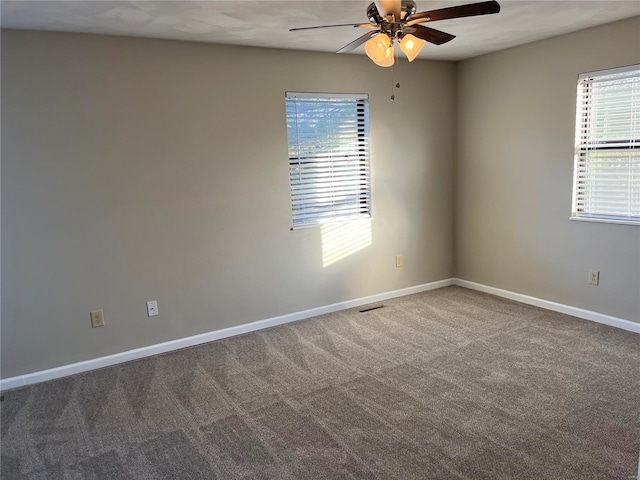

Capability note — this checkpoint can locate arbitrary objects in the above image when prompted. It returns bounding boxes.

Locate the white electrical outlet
[395,255,403,268]
[588,270,600,286]
[147,301,158,317]
[90,310,105,328]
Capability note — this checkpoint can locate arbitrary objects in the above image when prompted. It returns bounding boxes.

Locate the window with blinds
[571,65,640,225]
[286,92,371,229]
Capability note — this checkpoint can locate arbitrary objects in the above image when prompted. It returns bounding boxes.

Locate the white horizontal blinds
[286,92,371,229]
[572,65,640,224]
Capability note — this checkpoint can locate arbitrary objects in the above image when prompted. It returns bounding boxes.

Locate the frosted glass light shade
[365,34,394,67]
[399,34,426,62]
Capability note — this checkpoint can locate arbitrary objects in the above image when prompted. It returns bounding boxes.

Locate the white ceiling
[1,0,639,61]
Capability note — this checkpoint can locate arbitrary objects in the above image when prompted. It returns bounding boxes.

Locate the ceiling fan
[290,0,501,66]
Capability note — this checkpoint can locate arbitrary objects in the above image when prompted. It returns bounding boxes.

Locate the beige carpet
[1,286,639,479]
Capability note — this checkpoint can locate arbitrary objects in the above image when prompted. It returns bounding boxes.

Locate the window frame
[285,91,372,230]
[570,64,640,226]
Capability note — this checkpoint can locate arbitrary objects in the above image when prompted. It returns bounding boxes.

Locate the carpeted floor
[1,286,639,479]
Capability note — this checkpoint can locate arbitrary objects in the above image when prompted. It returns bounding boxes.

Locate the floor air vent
[359,305,386,313]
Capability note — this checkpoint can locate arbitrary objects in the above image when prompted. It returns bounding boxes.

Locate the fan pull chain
[396,42,401,90]
[391,39,400,101]
[390,63,395,100]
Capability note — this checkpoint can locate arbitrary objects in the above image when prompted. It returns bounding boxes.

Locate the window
[286,92,371,229]
[571,65,640,225]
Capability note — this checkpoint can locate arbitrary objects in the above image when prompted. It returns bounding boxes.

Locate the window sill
[569,216,639,226]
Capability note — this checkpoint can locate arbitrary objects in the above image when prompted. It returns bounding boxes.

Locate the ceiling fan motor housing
[367,3,384,24]
[291,1,501,55]
[368,1,417,25]
[368,1,419,40]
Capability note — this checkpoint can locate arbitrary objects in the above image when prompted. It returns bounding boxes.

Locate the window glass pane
[572,65,640,225]
[286,93,371,229]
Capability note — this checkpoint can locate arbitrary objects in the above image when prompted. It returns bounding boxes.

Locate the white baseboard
[3,277,636,392]
[454,279,640,334]
[0,278,455,392]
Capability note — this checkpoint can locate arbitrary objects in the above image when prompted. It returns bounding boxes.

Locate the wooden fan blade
[337,31,378,53]
[374,0,401,19]
[410,25,456,45]
[407,0,500,26]
[290,23,376,32]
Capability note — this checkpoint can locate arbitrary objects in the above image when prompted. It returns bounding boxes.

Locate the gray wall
[4,18,639,380]
[1,30,456,378]
[455,17,640,322]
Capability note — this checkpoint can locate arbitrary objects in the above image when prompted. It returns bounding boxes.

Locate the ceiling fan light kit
[399,34,427,62]
[365,32,426,67]
[291,0,501,66]
[365,32,395,66]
